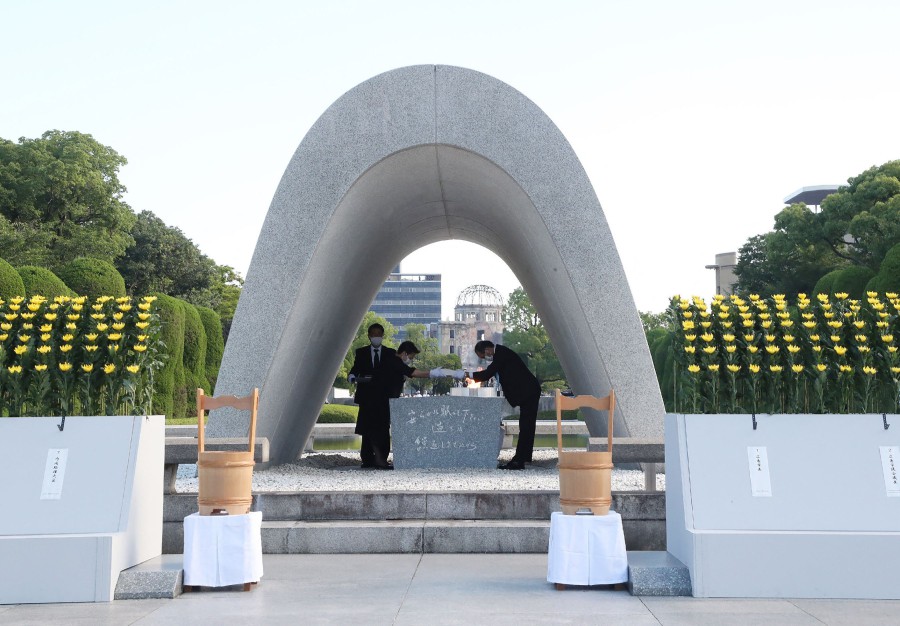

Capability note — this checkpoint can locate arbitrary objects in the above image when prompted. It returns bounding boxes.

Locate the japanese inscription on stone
[390,397,504,469]
[41,448,68,500]
[879,446,900,497]
[747,446,772,497]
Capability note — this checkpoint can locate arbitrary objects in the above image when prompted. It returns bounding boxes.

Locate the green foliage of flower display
[670,291,900,414]
[0,258,25,300]
[0,294,164,416]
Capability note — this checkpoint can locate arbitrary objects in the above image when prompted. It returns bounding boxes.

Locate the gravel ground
[175,449,665,492]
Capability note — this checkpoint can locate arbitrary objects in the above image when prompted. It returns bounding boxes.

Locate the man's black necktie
[374,348,380,368]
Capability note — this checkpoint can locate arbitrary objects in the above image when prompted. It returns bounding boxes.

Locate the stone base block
[114,555,184,600]
[626,551,691,596]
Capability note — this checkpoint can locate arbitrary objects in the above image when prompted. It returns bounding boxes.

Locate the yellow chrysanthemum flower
[787,345,801,354]
[802,321,816,329]
[85,345,98,352]
[726,345,737,353]
[702,346,716,354]
[791,364,804,373]
[749,364,761,374]
[743,334,754,342]
[810,334,820,342]
[62,334,73,342]
[58,362,72,372]
[834,292,849,300]
[60,344,72,352]
[707,364,720,372]
[839,364,852,373]
[0,323,10,331]
[133,344,148,352]
[17,334,29,342]
[126,364,140,374]
[723,334,735,342]
[765,345,779,354]
[81,364,93,373]
[27,303,40,312]
[22,323,33,330]
[816,364,827,372]
[882,335,894,343]
[136,322,150,330]
[138,302,152,311]
[684,334,697,342]
[781,320,794,327]
[834,346,847,355]
[138,313,151,321]
[43,313,57,321]
[684,346,696,354]
[91,303,104,311]
[103,363,116,374]
[748,346,759,354]
[770,365,783,373]
[40,334,50,342]
[742,319,754,327]
[727,364,740,373]
[761,321,772,329]
[701,333,714,342]
[108,333,122,341]
[85,333,98,341]
[812,345,822,352]
[855,335,867,343]
[40,324,52,332]
[0,334,7,341]
[7,365,22,374]
[3,314,17,321]
[858,346,871,353]
[687,364,701,373]
[118,304,132,312]
[891,367,900,374]
[37,345,51,354]
[137,335,149,342]
[108,344,119,352]
[34,364,48,372]
[96,323,108,332]
[863,366,877,375]
[683,311,693,319]
[783,335,795,342]
[682,321,695,330]
[112,316,124,324]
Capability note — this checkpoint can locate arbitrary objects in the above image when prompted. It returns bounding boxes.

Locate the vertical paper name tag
[41,448,69,500]
[747,446,772,497]
[880,446,900,497]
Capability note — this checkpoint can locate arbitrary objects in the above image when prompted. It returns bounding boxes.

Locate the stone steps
[162,491,665,554]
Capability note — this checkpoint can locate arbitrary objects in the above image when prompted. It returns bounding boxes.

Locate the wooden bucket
[558,450,613,515]
[556,388,616,516]
[197,450,254,515]
[196,388,259,516]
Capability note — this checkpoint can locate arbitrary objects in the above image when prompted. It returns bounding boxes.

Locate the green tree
[16,266,74,297]
[0,131,135,269]
[640,310,671,333]
[335,312,396,388]
[57,257,126,297]
[502,287,565,390]
[117,210,218,297]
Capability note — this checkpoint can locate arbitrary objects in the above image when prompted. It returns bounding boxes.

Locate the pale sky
[3,1,899,319]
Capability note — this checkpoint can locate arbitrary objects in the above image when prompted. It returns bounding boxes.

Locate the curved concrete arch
[209,65,665,464]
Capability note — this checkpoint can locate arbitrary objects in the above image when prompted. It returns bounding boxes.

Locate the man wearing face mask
[387,340,461,398]
[349,324,397,469]
[471,340,541,470]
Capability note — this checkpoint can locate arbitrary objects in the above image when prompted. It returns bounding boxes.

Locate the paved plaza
[1,554,897,625]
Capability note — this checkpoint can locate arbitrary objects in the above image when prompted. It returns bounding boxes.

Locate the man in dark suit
[470,340,541,470]
[349,323,396,470]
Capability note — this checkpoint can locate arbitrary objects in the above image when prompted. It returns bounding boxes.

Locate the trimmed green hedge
[180,301,209,402]
[536,409,582,421]
[832,265,876,300]
[197,306,224,391]
[868,243,900,294]
[151,293,186,419]
[57,257,126,297]
[812,269,841,296]
[17,265,74,297]
[0,257,25,299]
[318,404,358,423]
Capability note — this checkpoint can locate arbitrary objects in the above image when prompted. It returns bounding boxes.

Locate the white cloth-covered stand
[546,511,628,586]
[183,512,264,587]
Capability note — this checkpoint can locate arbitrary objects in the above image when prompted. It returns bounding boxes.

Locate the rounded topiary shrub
[812,269,841,297]
[869,243,900,295]
[318,404,359,423]
[151,293,186,420]
[180,301,210,398]
[831,266,876,300]
[0,257,25,299]
[17,266,74,298]
[57,257,126,297]
[197,306,224,391]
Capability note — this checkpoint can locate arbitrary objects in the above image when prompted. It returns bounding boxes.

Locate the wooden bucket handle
[556,389,616,456]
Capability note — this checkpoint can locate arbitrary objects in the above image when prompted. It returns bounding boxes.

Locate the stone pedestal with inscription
[0,415,164,604]
[390,397,505,469]
[666,412,900,599]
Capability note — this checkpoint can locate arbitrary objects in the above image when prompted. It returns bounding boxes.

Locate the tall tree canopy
[735,160,900,296]
[502,287,566,390]
[0,130,135,269]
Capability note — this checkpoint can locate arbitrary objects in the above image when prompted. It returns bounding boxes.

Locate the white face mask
[402,356,413,365]
[484,354,494,362]
[370,337,383,347]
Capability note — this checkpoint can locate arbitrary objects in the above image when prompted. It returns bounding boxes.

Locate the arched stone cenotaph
[208,65,665,464]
